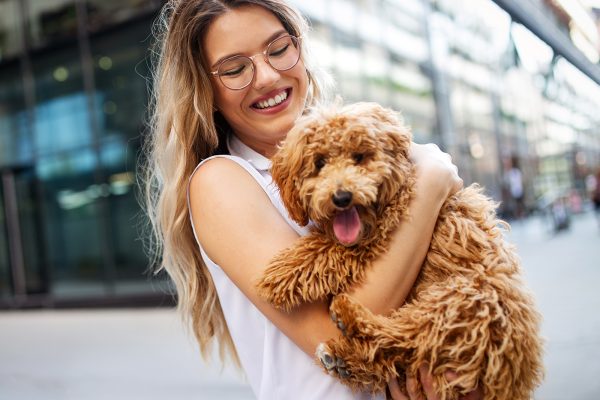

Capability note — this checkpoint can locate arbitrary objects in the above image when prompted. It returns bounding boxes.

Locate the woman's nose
[252,58,280,90]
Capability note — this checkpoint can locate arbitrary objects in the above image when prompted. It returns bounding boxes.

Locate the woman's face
[204,5,309,157]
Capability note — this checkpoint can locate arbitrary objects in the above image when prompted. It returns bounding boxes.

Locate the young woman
[143,1,477,399]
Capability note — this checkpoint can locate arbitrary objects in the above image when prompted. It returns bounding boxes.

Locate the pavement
[0,211,598,400]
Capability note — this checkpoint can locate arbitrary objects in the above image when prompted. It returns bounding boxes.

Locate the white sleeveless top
[187,135,383,400]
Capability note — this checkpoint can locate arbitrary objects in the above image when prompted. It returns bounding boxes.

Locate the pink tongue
[333,206,361,245]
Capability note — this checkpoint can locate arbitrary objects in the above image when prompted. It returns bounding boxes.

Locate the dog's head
[271,102,413,246]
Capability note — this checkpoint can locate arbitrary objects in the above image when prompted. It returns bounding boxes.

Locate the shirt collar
[227,134,272,172]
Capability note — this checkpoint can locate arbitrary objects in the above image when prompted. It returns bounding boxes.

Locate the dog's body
[256,103,543,400]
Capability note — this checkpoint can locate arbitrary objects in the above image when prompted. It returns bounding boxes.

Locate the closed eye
[269,43,289,57]
[221,64,247,77]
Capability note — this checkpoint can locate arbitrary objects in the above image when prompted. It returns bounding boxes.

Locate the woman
[143,1,476,399]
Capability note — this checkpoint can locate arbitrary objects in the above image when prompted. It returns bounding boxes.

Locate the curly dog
[256,102,543,400]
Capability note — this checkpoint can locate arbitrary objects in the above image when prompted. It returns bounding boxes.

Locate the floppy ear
[270,127,311,226]
[370,105,414,207]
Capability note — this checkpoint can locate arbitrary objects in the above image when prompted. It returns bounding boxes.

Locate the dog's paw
[330,308,351,337]
[256,269,307,311]
[256,278,293,311]
[329,293,375,338]
[316,343,351,379]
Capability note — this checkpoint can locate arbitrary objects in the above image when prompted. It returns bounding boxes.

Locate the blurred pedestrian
[592,169,600,228]
[507,157,525,220]
[141,1,478,399]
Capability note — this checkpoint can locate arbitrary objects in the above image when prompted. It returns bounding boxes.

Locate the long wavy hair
[141,0,329,366]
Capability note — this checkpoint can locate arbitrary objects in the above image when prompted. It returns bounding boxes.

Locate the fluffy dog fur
[256,102,543,399]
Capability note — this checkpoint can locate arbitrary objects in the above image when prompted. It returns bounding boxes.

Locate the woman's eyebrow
[210,29,289,70]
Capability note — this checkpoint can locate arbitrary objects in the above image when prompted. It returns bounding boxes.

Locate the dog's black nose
[332,190,353,208]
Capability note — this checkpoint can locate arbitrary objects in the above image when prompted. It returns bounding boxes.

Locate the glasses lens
[218,56,254,90]
[267,36,301,71]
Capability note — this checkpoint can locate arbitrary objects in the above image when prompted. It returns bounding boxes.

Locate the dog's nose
[332,190,353,208]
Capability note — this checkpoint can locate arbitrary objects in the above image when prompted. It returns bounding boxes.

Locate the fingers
[406,373,422,400]
[459,385,484,400]
[388,377,410,400]
[403,366,436,400]
[444,370,484,400]
[404,366,483,400]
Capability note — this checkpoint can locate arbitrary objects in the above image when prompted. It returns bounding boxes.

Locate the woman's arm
[189,143,461,356]
[349,143,462,314]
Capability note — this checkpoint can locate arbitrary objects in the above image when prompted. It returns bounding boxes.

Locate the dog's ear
[368,104,412,157]
[270,127,311,226]
[369,104,414,206]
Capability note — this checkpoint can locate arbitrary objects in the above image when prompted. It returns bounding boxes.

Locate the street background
[1,0,600,399]
[1,210,598,400]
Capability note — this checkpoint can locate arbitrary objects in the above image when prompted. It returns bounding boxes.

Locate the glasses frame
[210,34,302,90]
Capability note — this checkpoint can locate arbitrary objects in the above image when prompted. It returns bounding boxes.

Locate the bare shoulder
[188,157,297,273]
[190,157,247,192]
[189,157,270,219]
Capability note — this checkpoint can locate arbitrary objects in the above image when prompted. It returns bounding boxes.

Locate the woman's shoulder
[191,155,252,182]
[189,156,265,206]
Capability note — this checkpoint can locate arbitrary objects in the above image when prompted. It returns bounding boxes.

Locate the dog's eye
[315,156,326,170]
[352,153,365,164]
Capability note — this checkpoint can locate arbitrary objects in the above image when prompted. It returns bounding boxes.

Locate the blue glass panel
[36,147,96,180]
[37,149,107,298]
[33,92,102,154]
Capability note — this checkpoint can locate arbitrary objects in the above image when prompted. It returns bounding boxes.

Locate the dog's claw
[337,319,346,333]
[335,357,350,378]
[337,366,351,379]
[330,311,337,323]
[317,344,352,380]
[316,343,335,371]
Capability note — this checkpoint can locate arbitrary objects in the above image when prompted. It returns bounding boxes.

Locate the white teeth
[255,90,288,109]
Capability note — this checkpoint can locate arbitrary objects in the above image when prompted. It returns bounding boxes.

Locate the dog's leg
[329,293,393,339]
[314,294,415,394]
[326,292,483,400]
[316,337,396,394]
[256,237,366,310]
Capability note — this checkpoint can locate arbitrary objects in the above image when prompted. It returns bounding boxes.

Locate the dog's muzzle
[332,190,353,208]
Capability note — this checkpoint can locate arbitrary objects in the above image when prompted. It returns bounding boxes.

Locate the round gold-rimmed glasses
[210,35,302,90]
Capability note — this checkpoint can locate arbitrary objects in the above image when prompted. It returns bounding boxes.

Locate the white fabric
[187,135,383,400]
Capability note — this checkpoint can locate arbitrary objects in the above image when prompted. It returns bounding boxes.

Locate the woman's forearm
[294,180,448,354]
[348,176,448,315]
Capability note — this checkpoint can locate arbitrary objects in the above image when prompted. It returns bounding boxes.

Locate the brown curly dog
[256,102,543,400]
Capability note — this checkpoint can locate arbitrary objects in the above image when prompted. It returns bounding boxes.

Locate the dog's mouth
[332,206,362,246]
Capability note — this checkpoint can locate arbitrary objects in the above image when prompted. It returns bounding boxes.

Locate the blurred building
[291,0,600,215]
[1,0,599,308]
[0,0,167,308]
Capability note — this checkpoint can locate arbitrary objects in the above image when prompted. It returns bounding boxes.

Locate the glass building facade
[1,0,599,307]
[0,0,167,307]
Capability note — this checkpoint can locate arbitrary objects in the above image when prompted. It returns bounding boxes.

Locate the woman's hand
[387,366,484,400]
[409,142,463,200]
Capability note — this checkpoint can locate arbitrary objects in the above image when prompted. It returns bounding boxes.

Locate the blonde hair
[141,0,329,366]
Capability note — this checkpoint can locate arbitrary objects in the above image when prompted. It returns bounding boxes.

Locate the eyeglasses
[210,35,302,90]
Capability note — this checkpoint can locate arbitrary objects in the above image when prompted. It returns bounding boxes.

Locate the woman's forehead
[203,5,286,65]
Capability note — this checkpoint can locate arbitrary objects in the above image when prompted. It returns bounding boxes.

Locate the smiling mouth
[252,89,290,110]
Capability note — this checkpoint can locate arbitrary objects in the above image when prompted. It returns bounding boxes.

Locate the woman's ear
[270,128,311,226]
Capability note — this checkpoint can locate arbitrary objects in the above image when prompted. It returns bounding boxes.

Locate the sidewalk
[1,212,598,400]
[507,212,600,400]
[0,308,254,400]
